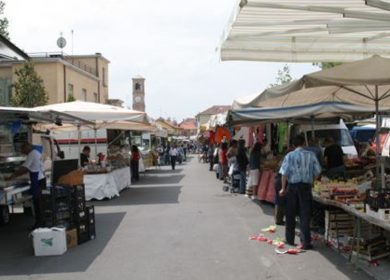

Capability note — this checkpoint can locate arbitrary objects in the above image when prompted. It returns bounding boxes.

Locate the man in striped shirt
[279,135,321,249]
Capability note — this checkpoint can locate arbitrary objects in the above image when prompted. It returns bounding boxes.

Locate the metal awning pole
[94,127,98,157]
[311,116,315,140]
[375,85,381,189]
[77,124,81,167]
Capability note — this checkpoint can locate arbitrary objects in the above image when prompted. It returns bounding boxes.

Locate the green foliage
[67,94,76,102]
[11,61,48,107]
[313,62,342,69]
[0,1,9,39]
[270,64,292,87]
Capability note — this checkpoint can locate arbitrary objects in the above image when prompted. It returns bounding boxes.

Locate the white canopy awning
[228,102,375,125]
[34,101,147,124]
[221,0,390,62]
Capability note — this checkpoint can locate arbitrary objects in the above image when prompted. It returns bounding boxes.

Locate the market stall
[0,107,92,225]
[34,101,149,200]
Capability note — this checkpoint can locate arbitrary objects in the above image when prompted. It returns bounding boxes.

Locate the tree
[270,64,292,87]
[0,1,9,39]
[11,61,48,107]
[313,62,342,70]
[67,94,76,102]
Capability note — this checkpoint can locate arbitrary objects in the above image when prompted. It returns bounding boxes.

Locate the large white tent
[221,0,390,62]
[34,101,147,124]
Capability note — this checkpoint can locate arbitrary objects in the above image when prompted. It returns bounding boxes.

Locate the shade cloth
[229,102,374,125]
[35,101,147,123]
[221,0,390,63]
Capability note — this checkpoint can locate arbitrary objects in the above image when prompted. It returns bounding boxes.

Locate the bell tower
[132,75,145,112]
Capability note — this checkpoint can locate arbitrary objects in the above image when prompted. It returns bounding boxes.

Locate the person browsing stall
[7,142,46,228]
[80,146,91,167]
[323,137,345,179]
[279,135,321,250]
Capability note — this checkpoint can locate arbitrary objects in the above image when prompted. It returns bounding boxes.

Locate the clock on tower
[132,75,145,112]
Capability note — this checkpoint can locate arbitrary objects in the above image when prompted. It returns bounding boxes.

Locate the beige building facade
[0,53,109,106]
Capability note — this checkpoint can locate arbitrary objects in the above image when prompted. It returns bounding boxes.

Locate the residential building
[107,99,124,107]
[156,118,182,136]
[0,52,110,106]
[196,105,231,130]
[0,34,29,105]
[178,118,197,137]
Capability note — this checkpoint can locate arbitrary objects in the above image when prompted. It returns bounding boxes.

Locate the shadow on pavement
[145,168,183,174]
[253,200,275,217]
[0,211,125,276]
[314,242,374,280]
[92,186,182,206]
[135,174,185,185]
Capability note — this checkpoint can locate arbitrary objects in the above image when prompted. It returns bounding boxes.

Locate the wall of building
[69,56,109,103]
[0,55,109,106]
[64,65,99,103]
[197,114,211,127]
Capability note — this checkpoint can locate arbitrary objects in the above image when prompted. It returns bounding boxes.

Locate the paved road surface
[0,156,374,280]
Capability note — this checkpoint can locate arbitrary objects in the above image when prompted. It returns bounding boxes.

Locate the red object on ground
[267,239,273,245]
[287,249,300,254]
[257,235,268,242]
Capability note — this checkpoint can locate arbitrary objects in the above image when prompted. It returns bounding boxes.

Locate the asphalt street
[0,156,374,280]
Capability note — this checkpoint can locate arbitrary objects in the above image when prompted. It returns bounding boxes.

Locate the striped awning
[220,0,390,62]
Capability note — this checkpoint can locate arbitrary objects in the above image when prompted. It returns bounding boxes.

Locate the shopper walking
[130,145,141,182]
[218,142,228,182]
[279,135,321,249]
[208,144,215,171]
[169,146,178,170]
[236,140,248,194]
[247,142,261,197]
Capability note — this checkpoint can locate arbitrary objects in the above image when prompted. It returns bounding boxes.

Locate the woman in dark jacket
[131,145,141,182]
[236,140,249,194]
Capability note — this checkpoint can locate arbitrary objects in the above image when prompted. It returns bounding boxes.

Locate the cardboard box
[66,229,78,249]
[32,227,67,256]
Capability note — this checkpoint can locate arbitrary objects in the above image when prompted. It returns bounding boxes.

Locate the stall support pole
[310,116,315,140]
[375,86,381,189]
[94,127,98,157]
[77,124,81,167]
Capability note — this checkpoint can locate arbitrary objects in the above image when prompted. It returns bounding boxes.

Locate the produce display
[314,179,365,207]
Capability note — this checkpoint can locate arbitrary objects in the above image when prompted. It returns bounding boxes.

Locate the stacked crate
[40,184,96,245]
[40,186,73,229]
[325,209,354,239]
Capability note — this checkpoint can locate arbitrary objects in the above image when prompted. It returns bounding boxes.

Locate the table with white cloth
[84,167,131,200]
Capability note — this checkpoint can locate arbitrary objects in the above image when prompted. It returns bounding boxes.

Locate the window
[102,67,107,87]
[93,92,98,103]
[67,83,74,101]
[82,88,87,101]
[135,83,141,90]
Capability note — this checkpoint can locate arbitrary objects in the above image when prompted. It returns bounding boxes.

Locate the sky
[5,0,317,121]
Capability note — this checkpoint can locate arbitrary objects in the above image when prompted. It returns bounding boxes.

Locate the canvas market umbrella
[301,55,390,182]
[34,101,147,124]
[228,101,375,126]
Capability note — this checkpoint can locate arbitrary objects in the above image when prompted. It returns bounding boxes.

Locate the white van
[296,120,358,156]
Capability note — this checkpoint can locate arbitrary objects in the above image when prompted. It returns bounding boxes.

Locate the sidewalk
[0,156,373,280]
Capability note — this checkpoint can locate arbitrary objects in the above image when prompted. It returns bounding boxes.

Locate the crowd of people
[202,134,353,250]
